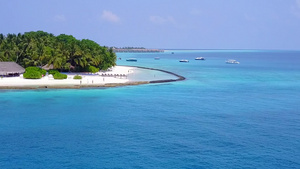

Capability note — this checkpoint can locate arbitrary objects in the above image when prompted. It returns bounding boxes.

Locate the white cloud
[150,16,165,24]
[149,15,176,24]
[292,0,300,18]
[101,10,120,23]
[54,15,66,22]
[297,0,300,7]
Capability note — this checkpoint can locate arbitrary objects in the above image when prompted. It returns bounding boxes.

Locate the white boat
[195,57,205,60]
[154,57,160,60]
[226,59,240,64]
[179,59,189,62]
[126,58,137,62]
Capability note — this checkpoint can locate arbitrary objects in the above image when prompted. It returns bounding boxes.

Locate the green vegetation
[48,69,59,75]
[23,67,45,79]
[53,73,67,80]
[73,75,82,79]
[87,65,99,73]
[25,66,46,76]
[0,31,116,71]
[48,69,67,79]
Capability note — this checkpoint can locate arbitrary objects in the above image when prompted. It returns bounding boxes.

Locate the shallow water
[0,50,299,168]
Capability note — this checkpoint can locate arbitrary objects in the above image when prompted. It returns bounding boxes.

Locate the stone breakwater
[121,65,186,83]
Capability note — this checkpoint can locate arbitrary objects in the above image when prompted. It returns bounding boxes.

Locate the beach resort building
[0,62,25,77]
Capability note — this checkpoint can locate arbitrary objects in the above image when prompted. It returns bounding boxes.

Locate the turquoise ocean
[0,50,299,168]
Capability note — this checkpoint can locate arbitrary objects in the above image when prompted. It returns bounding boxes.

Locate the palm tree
[48,48,63,70]
[0,31,118,71]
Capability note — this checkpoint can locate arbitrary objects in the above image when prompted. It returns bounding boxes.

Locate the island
[113,47,164,53]
[0,31,183,89]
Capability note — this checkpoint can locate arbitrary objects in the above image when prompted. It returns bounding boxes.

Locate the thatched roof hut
[42,64,75,71]
[0,62,25,76]
[42,64,54,70]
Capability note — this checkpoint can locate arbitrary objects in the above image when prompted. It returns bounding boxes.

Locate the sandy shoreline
[0,66,185,89]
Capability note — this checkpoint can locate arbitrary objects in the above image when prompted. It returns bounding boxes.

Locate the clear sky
[1,0,300,50]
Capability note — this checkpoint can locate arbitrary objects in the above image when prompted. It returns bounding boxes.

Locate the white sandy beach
[0,66,134,88]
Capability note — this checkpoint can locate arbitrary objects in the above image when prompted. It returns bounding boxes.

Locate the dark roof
[0,62,25,75]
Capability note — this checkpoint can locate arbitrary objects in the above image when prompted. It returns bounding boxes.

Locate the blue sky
[1,0,300,49]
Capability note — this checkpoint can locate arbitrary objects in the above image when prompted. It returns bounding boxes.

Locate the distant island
[113,47,164,53]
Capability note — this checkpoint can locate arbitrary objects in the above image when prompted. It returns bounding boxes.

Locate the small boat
[171,52,174,54]
[226,59,240,64]
[195,57,205,60]
[179,59,189,62]
[126,58,137,62]
[154,57,160,60]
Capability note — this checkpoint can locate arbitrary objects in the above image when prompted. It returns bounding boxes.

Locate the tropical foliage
[87,65,99,73]
[0,31,116,71]
[48,69,67,79]
[48,69,59,75]
[73,75,82,79]
[23,67,46,79]
[53,73,67,80]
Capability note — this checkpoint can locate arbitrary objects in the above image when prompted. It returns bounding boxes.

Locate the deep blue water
[0,50,300,168]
